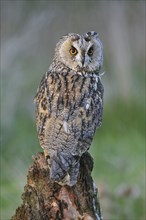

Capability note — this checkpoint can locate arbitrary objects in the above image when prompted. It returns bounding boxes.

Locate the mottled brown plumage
[34,32,104,186]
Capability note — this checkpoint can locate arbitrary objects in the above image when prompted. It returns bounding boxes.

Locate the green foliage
[91,101,145,219]
[1,101,145,219]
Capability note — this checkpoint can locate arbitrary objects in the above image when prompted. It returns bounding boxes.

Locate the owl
[34,31,104,186]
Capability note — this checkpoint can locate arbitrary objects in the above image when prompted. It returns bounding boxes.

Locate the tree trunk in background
[11,152,103,220]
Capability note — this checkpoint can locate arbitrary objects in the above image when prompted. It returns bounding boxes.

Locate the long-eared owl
[34,31,104,186]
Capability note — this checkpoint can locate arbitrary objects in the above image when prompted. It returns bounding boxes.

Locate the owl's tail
[50,150,80,186]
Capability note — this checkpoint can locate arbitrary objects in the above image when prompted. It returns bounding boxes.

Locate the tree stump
[11,152,103,220]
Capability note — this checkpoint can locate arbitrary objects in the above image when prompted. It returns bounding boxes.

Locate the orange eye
[88,47,94,56]
[70,46,78,55]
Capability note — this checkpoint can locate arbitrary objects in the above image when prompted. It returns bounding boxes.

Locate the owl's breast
[64,73,103,150]
[67,73,103,131]
[35,70,103,156]
[46,71,103,131]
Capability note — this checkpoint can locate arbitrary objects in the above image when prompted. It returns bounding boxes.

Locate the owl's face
[55,31,103,72]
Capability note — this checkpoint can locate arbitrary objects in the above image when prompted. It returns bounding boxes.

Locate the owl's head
[54,31,103,73]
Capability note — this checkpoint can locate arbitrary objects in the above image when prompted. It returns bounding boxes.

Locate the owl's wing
[42,112,81,185]
[34,72,50,148]
[34,71,82,185]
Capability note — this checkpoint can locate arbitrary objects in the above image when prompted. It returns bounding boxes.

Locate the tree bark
[11,152,103,220]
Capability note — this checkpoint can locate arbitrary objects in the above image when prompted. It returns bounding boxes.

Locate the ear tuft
[84,31,99,41]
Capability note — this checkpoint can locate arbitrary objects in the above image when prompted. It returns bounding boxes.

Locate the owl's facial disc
[71,39,94,71]
[58,33,103,72]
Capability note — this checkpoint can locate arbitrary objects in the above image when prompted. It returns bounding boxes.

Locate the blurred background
[1,1,145,219]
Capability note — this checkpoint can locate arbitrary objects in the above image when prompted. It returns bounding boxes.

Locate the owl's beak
[80,56,85,67]
[76,53,86,68]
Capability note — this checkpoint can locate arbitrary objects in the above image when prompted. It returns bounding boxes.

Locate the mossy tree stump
[11,152,103,220]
